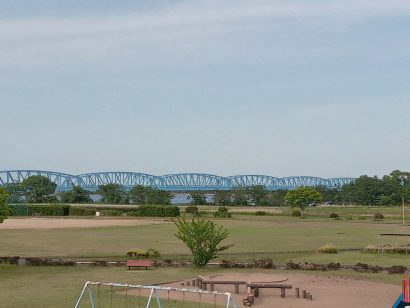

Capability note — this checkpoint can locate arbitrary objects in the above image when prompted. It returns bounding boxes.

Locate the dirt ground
[0,217,169,229]
[128,272,399,308]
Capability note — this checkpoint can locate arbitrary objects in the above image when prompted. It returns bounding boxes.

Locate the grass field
[2,215,410,264]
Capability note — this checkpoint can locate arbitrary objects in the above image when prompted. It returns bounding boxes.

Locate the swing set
[74,281,237,308]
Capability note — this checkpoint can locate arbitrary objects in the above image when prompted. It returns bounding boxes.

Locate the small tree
[61,185,92,203]
[246,185,268,206]
[97,183,127,204]
[285,187,323,218]
[173,217,232,268]
[0,187,9,223]
[188,192,208,205]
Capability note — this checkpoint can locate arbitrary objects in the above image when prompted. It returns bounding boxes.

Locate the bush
[291,210,301,217]
[374,213,384,220]
[255,211,266,216]
[9,204,69,216]
[364,245,378,253]
[128,205,180,217]
[99,209,123,216]
[358,215,367,220]
[318,244,338,254]
[213,207,232,218]
[69,206,96,216]
[126,248,160,259]
[185,206,199,215]
[173,217,232,268]
[329,213,339,219]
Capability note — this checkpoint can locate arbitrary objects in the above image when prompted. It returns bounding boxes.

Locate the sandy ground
[0,218,170,229]
[126,272,399,308]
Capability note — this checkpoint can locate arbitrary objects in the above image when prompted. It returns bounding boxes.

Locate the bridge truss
[0,170,355,192]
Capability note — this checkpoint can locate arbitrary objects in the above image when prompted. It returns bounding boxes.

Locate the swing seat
[126,259,152,270]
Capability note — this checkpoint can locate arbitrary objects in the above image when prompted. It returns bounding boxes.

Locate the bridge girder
[0,170,355,192]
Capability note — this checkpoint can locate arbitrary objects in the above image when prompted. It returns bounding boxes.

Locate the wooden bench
[198,276,246,294]
[247,282,292,298]
[126,260,152,270]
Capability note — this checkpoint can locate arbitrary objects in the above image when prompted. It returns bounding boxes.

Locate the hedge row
[9,204,69,216]
[127,205,180,217]
[8,204,180,217]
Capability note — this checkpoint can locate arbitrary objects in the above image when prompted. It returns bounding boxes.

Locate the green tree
[267,189,288,206]
[285,187,323,218]
[97,184,126,204]
[0,187,9,223]
[129,185,172,205]
[173,217,232,268]
[3,183,25,203]
[213,190,232,206]
[231,188,248,205]
[21,175,57,203]
[61,186,92,203]
[246,185,268,206]
[188,192,208,205]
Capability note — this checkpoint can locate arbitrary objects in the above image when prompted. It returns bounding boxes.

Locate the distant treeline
[2,170,410,206]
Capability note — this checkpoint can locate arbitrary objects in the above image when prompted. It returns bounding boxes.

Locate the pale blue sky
[1,0,410,177]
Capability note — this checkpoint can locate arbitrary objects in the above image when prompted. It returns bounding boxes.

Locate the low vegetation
[173,217,232,267]
[318,244,338,254]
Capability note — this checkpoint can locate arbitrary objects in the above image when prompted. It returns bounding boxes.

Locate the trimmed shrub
[128,205,180,217]
[318,244,338,254]
[99,209,123,216]
[69,207,96,216]
[374,213,384,220]
[388,265,407,274]
[185,206,199,215]
[255,211,266,216]
[291,210,301,217]
[126,248,161,259]
[213,207,232,218]
[329,213,339,219]
[9,204,69,216]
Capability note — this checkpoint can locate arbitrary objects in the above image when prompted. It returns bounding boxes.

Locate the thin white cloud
[0,0,409,68]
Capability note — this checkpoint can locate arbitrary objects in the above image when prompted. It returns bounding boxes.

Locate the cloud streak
[1,0,410,68]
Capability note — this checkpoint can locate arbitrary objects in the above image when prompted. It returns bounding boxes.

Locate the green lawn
[2,216,410,261]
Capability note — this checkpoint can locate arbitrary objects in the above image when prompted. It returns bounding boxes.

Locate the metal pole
[75,281,90,308]
[403,196,406,225]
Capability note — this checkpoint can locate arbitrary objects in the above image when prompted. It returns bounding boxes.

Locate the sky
[1,0,410,178]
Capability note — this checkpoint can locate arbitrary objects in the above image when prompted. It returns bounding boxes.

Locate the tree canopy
[0,187,9,223]
[60,185,92,203]
[285,187,323,217]
[21,175,57,203]
[129,185,172,205]
[96,184,128,204]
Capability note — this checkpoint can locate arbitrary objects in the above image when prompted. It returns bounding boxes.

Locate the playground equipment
[74,281,237,308]
[181,275,312,306]
[393,272,410,308]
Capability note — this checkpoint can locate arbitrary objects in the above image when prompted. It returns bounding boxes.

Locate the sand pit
[127,272,399,308]
[0,217,170,229]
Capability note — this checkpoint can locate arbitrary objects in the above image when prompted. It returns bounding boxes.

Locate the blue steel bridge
[0,170,355,192]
